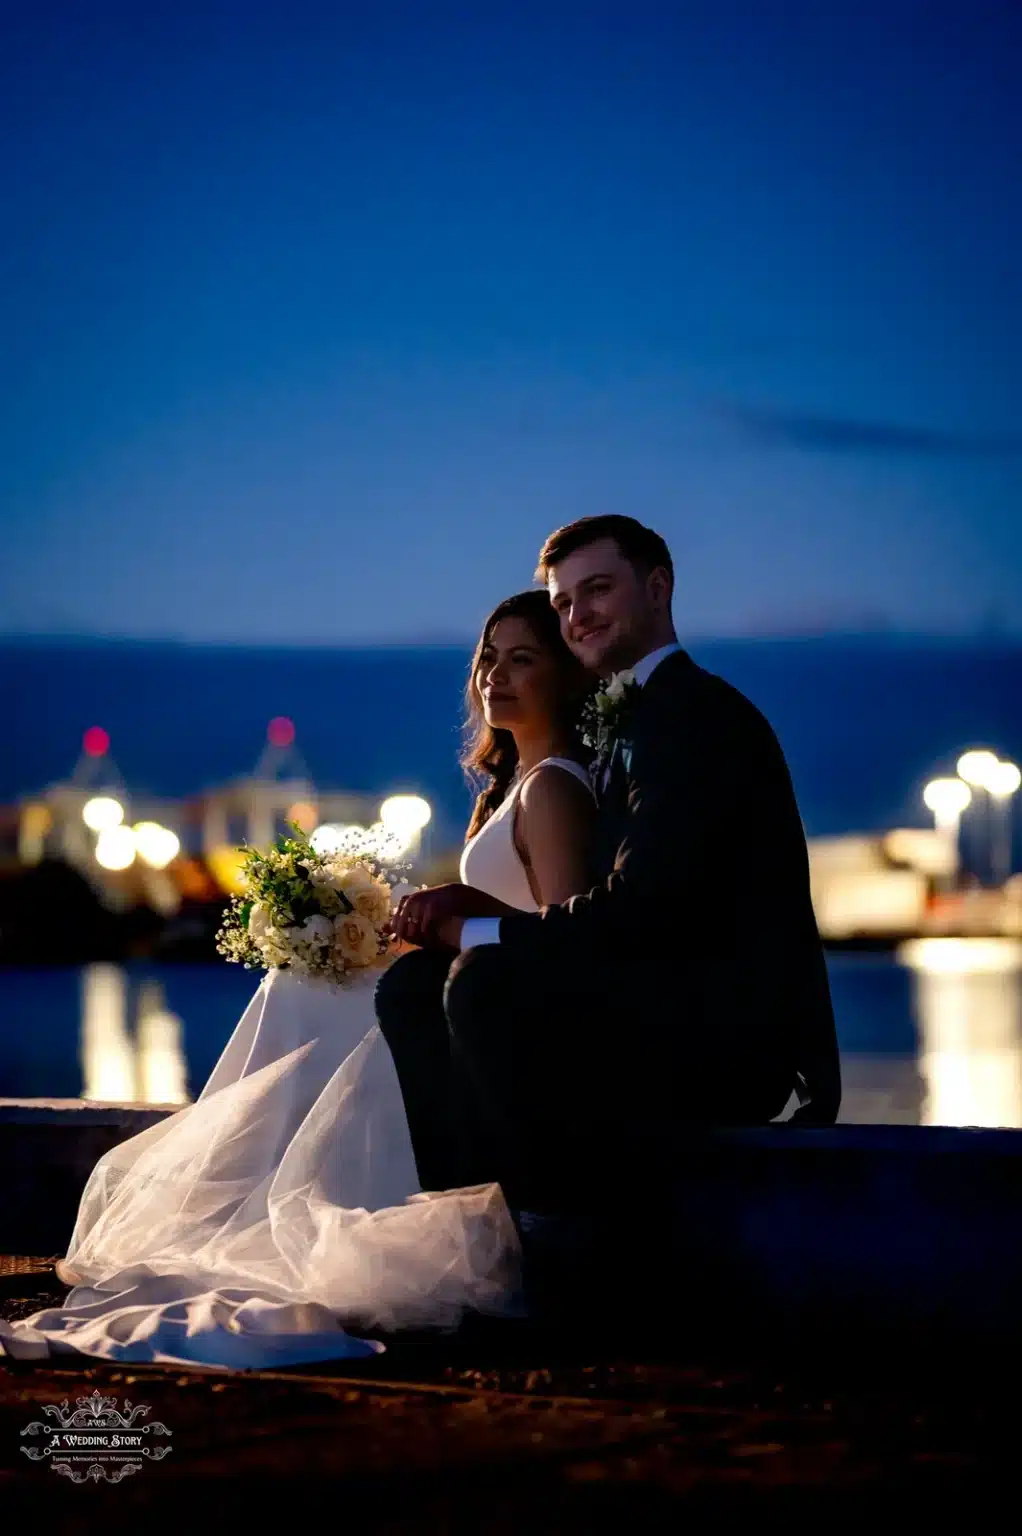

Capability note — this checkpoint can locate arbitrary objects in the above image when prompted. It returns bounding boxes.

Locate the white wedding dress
[0,758,591,1369]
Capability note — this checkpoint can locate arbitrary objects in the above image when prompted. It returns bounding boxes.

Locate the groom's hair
[536,514,674,592]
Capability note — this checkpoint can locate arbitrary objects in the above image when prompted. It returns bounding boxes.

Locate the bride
[0,592,596,1368]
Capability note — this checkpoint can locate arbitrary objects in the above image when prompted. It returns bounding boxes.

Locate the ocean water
[4,634,1022,852]
[0,949,1019,1126]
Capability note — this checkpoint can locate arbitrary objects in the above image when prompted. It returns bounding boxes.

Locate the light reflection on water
[903,938,1022,1129]
[833,939,1022,1127]
[0,944,1020,1125]
[80,964,190,1106]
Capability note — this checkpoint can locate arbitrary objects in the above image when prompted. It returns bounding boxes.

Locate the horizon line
[3,624,1022,650]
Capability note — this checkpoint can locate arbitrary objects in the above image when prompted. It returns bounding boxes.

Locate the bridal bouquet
[216,823,409,985]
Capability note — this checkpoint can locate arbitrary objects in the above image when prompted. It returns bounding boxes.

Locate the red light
[267,716,295,748]
[83,726,110,758]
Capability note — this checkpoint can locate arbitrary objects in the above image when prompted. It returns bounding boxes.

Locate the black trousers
[375,945,603,1206]
[375,945,796,1212]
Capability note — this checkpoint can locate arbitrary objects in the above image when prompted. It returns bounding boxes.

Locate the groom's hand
[391,883,512,948]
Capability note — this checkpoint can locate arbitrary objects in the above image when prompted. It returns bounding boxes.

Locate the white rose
[334,911,380,967]
[336,863,374,894]
[247,902,271,943]
[296,914,333,948]
[350,879,391,927]
[605,669,635,702]
[335,866,378,914]
[259,929,289,968]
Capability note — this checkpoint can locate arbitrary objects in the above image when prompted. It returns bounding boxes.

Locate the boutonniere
[580,669,641,755]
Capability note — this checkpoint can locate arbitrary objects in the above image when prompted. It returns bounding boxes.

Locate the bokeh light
[83,726,110,757]
[899,937,1022,975]
[379,795,432,846]
[95,826,137,870]
[923,778,971,818]
[957,750,1000,790]
[267,716,296,748]
[989,761,1022,800]
[207,845,248,896]
[132,822,181,869]
[21,803,52,837]
[82,796,125,832]
[310,823,362,855]
[287,800,318,832]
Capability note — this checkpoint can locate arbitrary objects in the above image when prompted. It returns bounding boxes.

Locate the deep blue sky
[3,0,1020,643]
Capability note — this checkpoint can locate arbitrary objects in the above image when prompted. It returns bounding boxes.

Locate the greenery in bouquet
[216,822,410,984]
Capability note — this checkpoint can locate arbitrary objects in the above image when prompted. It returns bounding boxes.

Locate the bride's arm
[390,882,518,945]
[515,768,597,906]
[392,769,595,943]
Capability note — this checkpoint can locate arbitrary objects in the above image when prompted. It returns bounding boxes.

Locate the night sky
[3,0,1020,644]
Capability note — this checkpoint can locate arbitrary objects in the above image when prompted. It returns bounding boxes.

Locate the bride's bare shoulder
[518,762,595,817]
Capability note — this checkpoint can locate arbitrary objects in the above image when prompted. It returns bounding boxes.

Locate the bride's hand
[387,936,420,957]
[391,884,509,946]
[391,884,462,946]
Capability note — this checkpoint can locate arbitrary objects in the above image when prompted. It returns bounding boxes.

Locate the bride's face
[476,616,562,733]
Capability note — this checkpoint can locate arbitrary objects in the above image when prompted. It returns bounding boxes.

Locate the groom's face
[547,537,654,676]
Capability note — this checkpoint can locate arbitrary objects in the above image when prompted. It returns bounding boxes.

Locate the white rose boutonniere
[580,669,641,755]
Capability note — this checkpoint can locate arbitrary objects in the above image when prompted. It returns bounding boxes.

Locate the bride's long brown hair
[462,590,593,842]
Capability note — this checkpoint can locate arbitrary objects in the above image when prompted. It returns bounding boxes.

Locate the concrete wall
[3,1102,1021,1340]
[521,1123,1022,1340]
[0,1100,174,1255]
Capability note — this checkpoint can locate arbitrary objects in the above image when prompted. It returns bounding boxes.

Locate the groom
[376,515,841,1210]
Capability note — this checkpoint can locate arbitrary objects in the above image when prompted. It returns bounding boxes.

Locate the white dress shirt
[460,642,682,949]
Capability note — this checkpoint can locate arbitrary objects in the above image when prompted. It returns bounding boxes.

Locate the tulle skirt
[0,968,523,1368]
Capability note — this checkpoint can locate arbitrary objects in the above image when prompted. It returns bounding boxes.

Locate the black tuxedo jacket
[498,648,841,1124]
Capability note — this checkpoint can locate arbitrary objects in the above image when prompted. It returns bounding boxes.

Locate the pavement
[0,1255,1016,1524]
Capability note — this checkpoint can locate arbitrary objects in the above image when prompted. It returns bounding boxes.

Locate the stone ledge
[0,1103,178,1254]
[2,1099,1021,1150]
[2,1105,1021,1334]
[0,1098,178,1128]
[595,1121,1022,1154]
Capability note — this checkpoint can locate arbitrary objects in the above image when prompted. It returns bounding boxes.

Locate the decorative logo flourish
[21,1389,172,1484]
